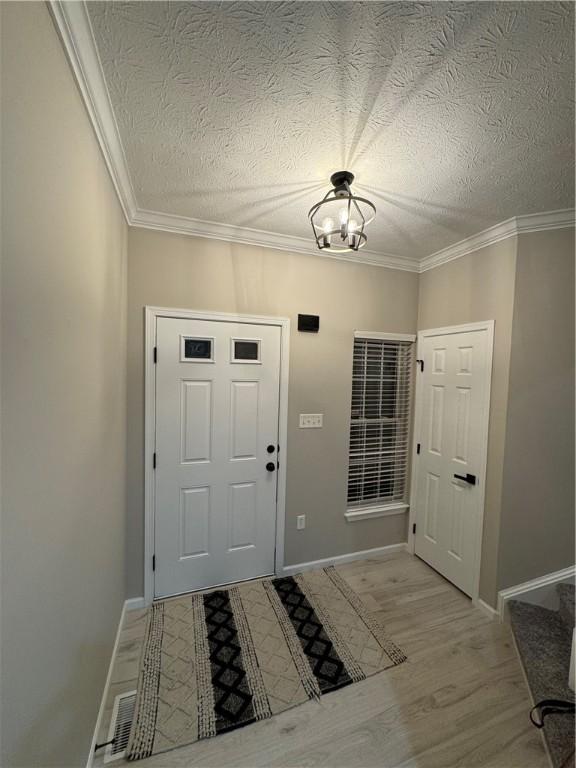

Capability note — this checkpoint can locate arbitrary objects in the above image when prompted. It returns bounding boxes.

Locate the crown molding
[420,208,575,272]
[130,208,420,271]
[515,208,575,234]
[48,0,138,220]
[47,0,419,273]
[50,1,573,276]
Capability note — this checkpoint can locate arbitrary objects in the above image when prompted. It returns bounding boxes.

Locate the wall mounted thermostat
[298,314,320,332]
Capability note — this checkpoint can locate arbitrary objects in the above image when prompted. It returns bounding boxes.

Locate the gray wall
[497,229,575,590]
[1,5,572,766]
[126,228,419,597]
[1,4,128,766]
[417,238,518,605]
[126,227,575,607]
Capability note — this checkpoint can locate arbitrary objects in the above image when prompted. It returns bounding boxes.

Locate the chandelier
[308,171,376,253]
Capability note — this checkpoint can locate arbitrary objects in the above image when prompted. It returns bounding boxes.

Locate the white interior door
[154,317,281,598]
[412,323,493,597]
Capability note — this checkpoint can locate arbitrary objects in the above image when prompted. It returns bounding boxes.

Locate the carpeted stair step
[557,584,575,632]
[508,599,574,768]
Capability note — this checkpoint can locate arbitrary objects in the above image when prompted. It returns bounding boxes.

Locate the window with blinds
[347,337,413,508]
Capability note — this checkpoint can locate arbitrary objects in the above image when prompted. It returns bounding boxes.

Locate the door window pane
[181,337,213,361]
[231,339,261,363]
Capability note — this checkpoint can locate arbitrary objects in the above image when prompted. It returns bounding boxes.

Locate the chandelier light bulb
[348,218,359,248]
[321,217,334,247]
[339,207,350,239]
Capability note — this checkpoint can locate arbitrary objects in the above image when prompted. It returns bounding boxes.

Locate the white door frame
[407,320,495,605]
[144,306,290,606]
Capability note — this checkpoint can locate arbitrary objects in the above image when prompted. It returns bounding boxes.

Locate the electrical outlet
[299,413,323,428]
[296,514,306,530]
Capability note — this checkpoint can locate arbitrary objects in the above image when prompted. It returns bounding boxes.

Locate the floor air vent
[104,690,136,763]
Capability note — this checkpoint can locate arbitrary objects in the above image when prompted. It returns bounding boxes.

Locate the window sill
[345,503,409,522]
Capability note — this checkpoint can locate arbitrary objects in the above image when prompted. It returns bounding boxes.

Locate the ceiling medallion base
[330,170,355,195]
[309,171,376,253]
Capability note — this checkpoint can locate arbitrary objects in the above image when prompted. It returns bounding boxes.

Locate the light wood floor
[93,551,549,768]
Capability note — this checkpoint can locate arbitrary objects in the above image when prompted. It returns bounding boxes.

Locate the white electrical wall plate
[299,413,323,428]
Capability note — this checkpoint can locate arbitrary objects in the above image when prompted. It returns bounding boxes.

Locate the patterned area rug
[127,567,406,760]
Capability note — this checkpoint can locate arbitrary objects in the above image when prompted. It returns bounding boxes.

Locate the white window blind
[347,337,413,508]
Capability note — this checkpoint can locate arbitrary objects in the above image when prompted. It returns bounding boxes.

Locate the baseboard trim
[281,543,407,576]
[497,565,576,621]
[125,596,146,611]
[85,597,145,767]
[474,598,498,621]
[86,600,126,768]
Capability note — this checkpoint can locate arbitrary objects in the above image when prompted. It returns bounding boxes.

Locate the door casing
[407,320,494,605]
[144,306,290,606]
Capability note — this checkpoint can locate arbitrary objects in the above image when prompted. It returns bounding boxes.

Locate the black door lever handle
[454,473,476,485]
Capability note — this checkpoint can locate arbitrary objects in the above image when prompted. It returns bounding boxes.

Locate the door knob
[266,462,276,472]
[267,444,275,453]
[454,473,476,485]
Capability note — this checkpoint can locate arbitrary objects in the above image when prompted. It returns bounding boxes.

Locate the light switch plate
[299,413,323,428]
[296,514,306,530]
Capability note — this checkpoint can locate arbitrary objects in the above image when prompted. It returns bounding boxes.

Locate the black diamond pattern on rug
[203,590,255,734]
[272,576,352,693]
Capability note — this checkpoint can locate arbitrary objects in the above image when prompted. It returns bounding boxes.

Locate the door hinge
[153,452,157,469]
[153,346,157,364]
[416,359,424,372]
[152,555,156,572]
[416,443,421,455]
[412,523,416,534]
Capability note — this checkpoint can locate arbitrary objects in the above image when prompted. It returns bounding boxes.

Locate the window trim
[354,331,416,342]
[345,502,409,522]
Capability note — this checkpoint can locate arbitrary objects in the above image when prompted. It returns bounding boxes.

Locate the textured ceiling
[88,1,574,259]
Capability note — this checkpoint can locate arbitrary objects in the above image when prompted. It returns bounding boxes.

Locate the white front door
[154,317,282,598]
[412,323,493,597]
